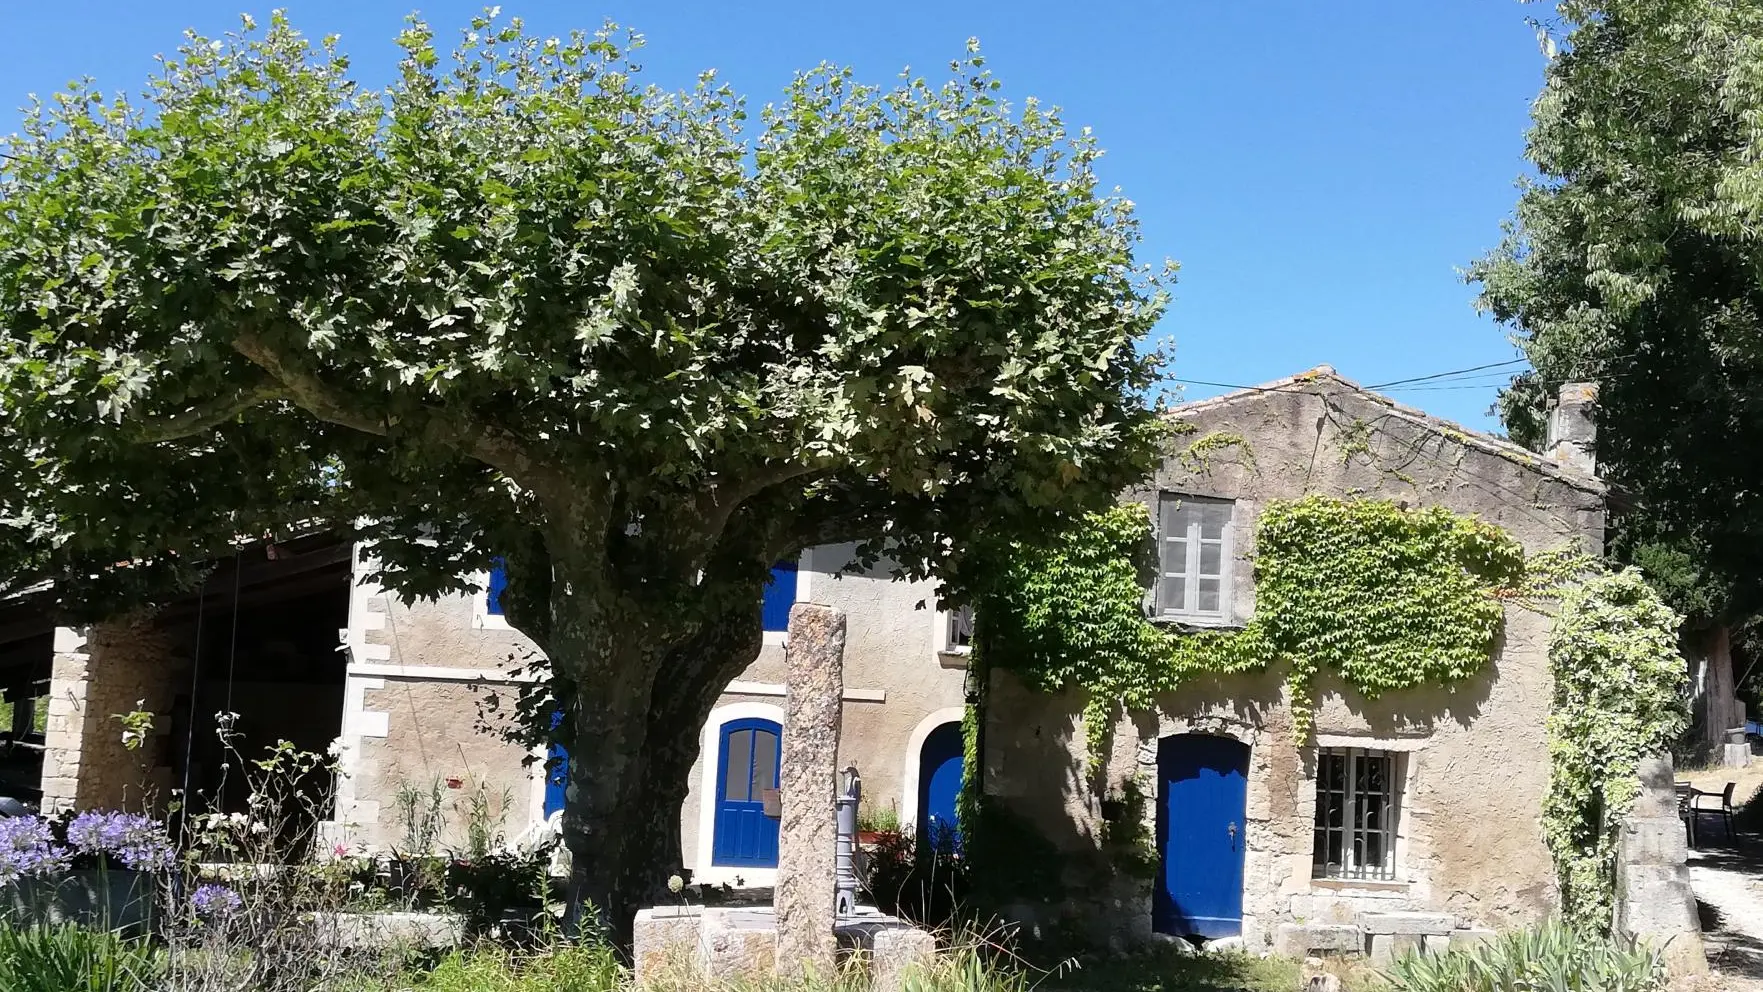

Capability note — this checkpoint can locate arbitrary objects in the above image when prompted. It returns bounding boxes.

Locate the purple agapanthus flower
[0,816,70,885]
[190,883,242,918]
[66,811,175,871]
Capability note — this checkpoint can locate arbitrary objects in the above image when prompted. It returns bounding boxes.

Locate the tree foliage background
[0,12,1167,930]
[1473,0,1763,638]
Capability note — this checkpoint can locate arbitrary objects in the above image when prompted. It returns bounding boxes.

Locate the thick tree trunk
[548,578,767,950]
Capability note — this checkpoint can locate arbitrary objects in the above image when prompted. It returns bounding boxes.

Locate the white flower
[666,874,684,894]
[326,737,345,759]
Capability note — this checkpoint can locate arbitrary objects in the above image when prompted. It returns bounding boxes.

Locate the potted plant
[856,804,901,847]
[2,809,174,935]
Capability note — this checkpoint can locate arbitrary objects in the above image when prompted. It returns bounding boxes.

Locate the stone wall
[979,372,1605,949]
[41,617,185,814]
[328,546,545,852]
[329,540,968,869]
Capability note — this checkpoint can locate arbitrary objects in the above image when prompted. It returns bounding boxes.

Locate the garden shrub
[0,921,160,992]
[1385,920,1665,992]
[1540,570,1687,932]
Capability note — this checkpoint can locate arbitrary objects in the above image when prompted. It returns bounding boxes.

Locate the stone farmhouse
[975,367,1610,955]
[0,365,1664,958]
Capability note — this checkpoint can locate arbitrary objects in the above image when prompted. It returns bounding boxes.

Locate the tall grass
[1385,922,1666,992]
[0,922,161,992]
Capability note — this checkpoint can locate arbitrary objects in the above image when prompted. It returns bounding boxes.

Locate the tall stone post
[775,603,845,979]
[1615,755,1707,976]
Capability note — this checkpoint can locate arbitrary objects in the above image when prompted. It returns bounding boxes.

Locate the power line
[1364,359,1529,390]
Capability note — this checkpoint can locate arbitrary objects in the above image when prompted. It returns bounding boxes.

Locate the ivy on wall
[1540,568,1686,933]
[972,493,1528,758]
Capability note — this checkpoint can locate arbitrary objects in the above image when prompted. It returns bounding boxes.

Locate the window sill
[938,649,971,669]
[1309,876,1408,893]
[1153,614,1247,632]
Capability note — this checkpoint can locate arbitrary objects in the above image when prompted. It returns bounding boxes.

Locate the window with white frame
[1156,494,1234,619]
[1313,747,1400,881]
[944,603,974,653]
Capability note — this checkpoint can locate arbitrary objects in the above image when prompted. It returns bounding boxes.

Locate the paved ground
[1689,841,1763,980]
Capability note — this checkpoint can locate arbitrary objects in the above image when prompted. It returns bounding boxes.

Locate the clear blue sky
[0,1,1548,432]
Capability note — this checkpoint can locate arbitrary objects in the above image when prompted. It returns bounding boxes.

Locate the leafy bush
[1386,922,1665,992]
[0,922,160,992]
[861,829,968,928]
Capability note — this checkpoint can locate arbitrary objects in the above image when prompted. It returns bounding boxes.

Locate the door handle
[1227,821,1238,847]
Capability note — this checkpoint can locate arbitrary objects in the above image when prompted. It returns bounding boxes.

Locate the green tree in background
[1472,0,1763,696]
[0,14,1166,935]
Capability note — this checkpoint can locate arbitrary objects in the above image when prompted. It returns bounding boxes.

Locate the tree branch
[695,460,824,543]
[232,329,568,497]
[125,378,288,443]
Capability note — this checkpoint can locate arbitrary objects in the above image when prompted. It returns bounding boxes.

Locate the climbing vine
[972,494,1529,760]
[1539,568,1686,933]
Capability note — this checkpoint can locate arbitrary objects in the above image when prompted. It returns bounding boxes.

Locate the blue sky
[0,1,1546,431]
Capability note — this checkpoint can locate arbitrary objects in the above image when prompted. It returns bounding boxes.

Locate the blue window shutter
[761,560,799,632]
[487,560,508,616]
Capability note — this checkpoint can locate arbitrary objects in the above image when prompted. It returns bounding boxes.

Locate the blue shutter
[486,561,508,616]
[761,560,798,633]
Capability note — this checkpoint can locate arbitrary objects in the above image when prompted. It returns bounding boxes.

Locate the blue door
[543,742,570,817]
[544,710,569,818]
[1155,734,1249,938]
[712,718,782,867]
[918,722,964,853]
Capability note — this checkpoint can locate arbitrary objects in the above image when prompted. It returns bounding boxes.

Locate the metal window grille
[1312,748,1399,880]
[1156,494,1233,619]
[945,604,975,652]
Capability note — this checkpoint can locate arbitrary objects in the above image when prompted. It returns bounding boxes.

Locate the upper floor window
[1156,494,1234,620]
[486,560,508,617]
[761,560,799,633]
[944,604,975,654]
[1313,747,1400,881]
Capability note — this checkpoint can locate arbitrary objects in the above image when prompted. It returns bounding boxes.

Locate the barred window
[1313,748,1400,880]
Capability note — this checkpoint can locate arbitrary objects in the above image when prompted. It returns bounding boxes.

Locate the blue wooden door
[1155,734,1249,939]
[544,710,569,818]
[543,742,569,818]
[713,718,782,867]
[918,722,964,853]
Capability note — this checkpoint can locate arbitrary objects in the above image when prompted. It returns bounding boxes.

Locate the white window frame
[1312,747,1401,881]
[1157,494,1235,621]
[932,588,974,667]
[471,568,512,630]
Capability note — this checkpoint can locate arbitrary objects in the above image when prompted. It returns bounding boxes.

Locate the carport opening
[156,536,352,849]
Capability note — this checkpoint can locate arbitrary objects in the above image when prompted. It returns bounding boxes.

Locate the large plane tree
[0,14,1166,932]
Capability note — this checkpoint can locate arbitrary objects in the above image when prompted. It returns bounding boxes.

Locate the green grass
[1041,946,1299,992]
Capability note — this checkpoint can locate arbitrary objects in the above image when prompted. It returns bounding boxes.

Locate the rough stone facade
[980,369,1607,950]
[326,539,969,876]
[42,617,184,814]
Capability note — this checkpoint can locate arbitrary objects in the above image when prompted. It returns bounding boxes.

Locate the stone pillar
[40,617,182,814]
[40,627,93,815]
[1615,755,1707,976]
[774,603,845,979]
[1545,381,1598,474]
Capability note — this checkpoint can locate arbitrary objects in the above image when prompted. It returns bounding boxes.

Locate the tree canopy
[1472,0,1763,628]
[0,12,1166,930]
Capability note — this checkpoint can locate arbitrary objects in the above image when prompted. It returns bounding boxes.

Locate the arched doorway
[917,722,964,853]
[1154,733,1250,938]
[712,717,782,868]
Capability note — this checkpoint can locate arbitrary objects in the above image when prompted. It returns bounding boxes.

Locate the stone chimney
[1544,382,1598,474]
